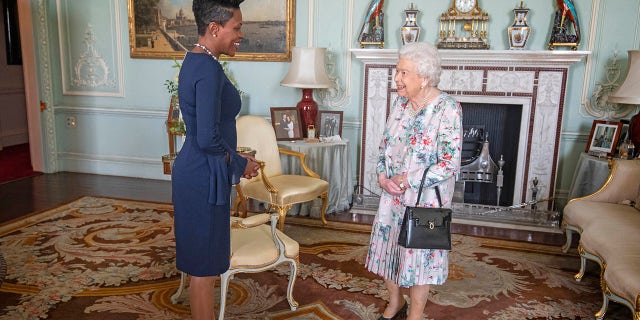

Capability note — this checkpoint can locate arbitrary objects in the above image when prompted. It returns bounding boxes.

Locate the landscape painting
[128,0,294,61]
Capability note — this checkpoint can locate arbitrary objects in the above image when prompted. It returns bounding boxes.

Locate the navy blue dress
[172,52,247,277]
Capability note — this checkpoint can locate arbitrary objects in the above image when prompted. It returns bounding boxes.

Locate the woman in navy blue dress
[171,1,258,319]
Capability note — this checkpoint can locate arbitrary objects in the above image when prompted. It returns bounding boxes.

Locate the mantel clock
[437,0,489,49]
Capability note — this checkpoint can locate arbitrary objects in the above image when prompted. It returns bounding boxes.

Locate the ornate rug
[0,196,631,319]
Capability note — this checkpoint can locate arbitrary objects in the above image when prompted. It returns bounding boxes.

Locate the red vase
[296,88,318,138]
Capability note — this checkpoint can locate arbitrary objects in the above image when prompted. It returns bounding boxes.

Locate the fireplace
[459,102,522,206]
[351,49,589,211]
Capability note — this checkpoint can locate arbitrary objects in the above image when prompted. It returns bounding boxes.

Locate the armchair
[561,159,640,320]
[234,115,329,229]
[171,213,299,319]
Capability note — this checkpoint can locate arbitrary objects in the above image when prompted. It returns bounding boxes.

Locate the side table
[568,152,611,199]
[278,139,353,216]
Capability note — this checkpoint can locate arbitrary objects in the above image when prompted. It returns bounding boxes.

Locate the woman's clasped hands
[378,174,408,196]
[240,155,260,179]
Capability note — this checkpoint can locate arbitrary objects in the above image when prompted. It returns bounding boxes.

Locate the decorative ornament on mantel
[548,0,580,50]
[437,0,490,49]
[508,1,531,50]
[358,0,385,48]
[400,3,421,45]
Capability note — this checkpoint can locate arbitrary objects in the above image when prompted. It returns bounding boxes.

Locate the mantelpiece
[351,49,590,209]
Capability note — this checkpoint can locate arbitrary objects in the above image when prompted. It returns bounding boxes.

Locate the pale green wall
[31,0,640,207]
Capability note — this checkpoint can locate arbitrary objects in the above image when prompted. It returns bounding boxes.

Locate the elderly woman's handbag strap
[414,168,443,208]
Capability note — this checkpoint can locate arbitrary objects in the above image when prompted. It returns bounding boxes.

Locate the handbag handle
[414,168,443,208]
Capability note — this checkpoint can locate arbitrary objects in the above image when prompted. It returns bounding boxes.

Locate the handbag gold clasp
[429,221,435,229]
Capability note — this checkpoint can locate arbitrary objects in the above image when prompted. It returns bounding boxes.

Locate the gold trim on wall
[127,0,294,62]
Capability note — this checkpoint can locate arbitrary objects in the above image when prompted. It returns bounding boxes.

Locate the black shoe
[377,302,408,320]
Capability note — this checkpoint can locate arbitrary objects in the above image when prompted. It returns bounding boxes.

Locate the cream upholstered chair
[234,115,329,230]
[171,213,299,319]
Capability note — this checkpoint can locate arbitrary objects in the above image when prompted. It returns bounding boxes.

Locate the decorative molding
[583,53,636,119]
[350,49,590,67]
[580,0,639,119]
[58,152,169,181]
[71,24,117,88]
[36,0,58,173]
[57,0,124,97]
[54,106,166,118]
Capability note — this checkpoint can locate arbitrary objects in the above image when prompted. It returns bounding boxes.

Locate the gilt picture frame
[128,0,295,61]
[586,120,623,157]
[317,110,343,138]
[270,107,303,141]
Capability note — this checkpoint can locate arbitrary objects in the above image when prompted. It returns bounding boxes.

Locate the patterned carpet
[0,197,631,319]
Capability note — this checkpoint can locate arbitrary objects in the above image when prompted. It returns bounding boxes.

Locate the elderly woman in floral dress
[366,41,462,320]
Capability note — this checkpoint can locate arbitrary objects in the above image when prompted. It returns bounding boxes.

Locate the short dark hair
[193,0,244,36]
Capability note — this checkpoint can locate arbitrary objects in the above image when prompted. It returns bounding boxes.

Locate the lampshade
[280,47,332,89]
[608,50,640,105]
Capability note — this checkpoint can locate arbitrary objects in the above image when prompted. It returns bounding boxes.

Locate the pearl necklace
[193,43,218,60]
[407,95,431,117]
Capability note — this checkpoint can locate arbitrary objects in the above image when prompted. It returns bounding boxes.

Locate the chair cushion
[563,200,636,231]
[578,206,640,261]
[229,223,299,269]
[241,174,329,205]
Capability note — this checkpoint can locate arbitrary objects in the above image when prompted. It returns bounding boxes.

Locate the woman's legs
[407,284,430,320]
[381,279,407,318]
[189,275,217,320]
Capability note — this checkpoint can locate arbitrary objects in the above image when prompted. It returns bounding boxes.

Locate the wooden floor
[0,172,569,246]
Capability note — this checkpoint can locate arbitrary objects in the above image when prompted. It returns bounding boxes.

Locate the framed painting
[270,107,303,141]
[586,120,623,157]
[317,110,343,137]
[128,0,295,61]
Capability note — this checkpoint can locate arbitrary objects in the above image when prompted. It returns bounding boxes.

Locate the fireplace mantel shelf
[350,48,591,67]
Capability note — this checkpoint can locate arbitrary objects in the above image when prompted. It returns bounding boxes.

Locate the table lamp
[280,47,332,138]
[608,50,640,157]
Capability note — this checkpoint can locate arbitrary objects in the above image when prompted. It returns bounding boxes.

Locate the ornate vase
[400,3,420,45]
[508,1,531,50]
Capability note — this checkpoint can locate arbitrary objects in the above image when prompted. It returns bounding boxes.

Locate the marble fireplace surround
[351,49,590,208]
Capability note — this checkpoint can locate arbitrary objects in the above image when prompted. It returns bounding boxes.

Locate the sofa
[562,159,640,320]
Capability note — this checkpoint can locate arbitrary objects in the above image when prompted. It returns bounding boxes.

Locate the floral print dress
[365,93,462,287]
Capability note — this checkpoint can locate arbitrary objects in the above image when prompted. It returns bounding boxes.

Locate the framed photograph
[615,119,630,153]
[317,111,343,138]
[270,107,303,141]
[586,120,623,156]
[127,0,295,61]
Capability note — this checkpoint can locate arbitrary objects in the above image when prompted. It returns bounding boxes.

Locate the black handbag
[398,169,452,250]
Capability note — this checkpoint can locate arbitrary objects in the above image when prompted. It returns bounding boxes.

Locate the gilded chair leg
[319,193,328,226]
[233,197,241,217]
[575,254,587,281]
[235,185,248,218]
[274,205,292,230]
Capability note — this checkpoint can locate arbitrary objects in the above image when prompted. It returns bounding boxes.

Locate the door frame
[17,0,44,172]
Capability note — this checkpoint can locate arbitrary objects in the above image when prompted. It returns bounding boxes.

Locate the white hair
[398,42,441,87]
